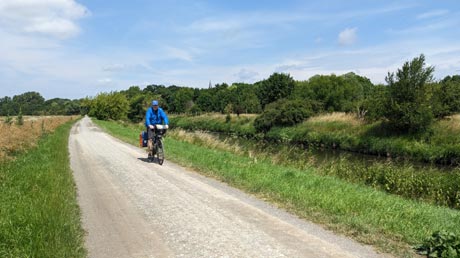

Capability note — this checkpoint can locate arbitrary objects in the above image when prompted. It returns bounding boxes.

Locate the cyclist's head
[152,100,159,110]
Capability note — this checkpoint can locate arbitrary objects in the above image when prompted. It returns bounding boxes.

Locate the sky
[1,0,460,99]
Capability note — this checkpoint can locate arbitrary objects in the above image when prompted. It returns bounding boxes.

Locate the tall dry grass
[169,129,243,155]
[307,112,363,126]
[0,116,78,161]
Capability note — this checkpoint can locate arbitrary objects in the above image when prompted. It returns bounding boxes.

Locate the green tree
[294,73,373,113]
[64,100,82,115]
[121,86,142,99]
[228,83,261,115]
[43,98,80,115]
[0,96,13,116]
[127,93,159,122]
[384,54,434,133]
[171,88,194,113]
[79,97,92,115]
[196,90,215,112]
[12,92,45,115]
[88,92,129,120]
[254,99,312,133]
[340,72,374,112]
[291,81,323,113]
[257,73,295,109]
[362,84,388,121]
[430,76,460,118]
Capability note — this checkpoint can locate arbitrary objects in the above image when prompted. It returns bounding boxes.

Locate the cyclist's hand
[149,125,154,129]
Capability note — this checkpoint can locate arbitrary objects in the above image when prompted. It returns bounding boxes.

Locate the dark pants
[147,127,156,140]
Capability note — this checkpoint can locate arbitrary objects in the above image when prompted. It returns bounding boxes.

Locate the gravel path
[69,116,389,258]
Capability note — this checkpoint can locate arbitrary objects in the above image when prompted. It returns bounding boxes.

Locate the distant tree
[295,73,373,113]
[127,93,159,123]
[196,90,215,112]
[12,92,45,115]
[212,83,231,113]
[64,100,82,115]
[362,84,388,121]
[340,72,374,112]
[430,75,460,118]
[80,97,92,115]
[43,98,79,115]
[257,73,295,109]
[88,92,129,120]
[442,75,460,83]
[291,81,323,113]
[0,96,13,116]
[147,85,182,111]
[121,86,142,99]
[171,88,194,113]
[384,54,434,133]
[143,84,166,95]
[228,83,261,115]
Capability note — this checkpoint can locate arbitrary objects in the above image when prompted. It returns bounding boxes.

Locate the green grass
[95,119,460,257]
[0,120,86,258]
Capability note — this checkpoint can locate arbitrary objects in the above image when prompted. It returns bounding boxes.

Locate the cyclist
[145,100,169,157]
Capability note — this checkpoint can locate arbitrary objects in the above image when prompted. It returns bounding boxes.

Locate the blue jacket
[145,107,169,127]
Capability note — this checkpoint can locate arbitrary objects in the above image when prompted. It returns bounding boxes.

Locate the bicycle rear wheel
[156,139,164,165]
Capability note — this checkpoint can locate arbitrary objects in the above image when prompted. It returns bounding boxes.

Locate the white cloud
[417,9,449,19]
[97,78,112,84]
[189,18,242,32]
[388,19,458,35]
[164,47,194,62]
[0,0,89,39]
[338,27,357,46]
[103,64,126,72]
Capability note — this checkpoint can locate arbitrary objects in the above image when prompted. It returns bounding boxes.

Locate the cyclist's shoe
[148,152,153,162]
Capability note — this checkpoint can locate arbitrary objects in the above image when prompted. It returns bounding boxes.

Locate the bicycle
[148,124,168,165]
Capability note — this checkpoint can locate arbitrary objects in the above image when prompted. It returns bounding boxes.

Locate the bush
[88,92,129,120]
[4,114,13,125]
[416,231,460,258]
[16,108,23,126]
[254,99,312,133]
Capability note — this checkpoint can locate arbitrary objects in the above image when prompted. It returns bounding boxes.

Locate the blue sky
[1,0,459,99]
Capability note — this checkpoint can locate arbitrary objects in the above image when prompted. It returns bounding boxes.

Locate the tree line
[3,54,460,135]
[0,92,82,116]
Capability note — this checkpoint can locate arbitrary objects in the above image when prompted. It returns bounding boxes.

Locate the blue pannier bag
[139,131,148,147]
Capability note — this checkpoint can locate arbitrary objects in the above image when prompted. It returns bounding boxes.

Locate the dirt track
[69,116,387,258]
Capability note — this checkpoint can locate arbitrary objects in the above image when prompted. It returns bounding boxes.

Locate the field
[0,116,78,161]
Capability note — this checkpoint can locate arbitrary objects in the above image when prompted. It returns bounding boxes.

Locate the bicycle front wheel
[156,139,164,165]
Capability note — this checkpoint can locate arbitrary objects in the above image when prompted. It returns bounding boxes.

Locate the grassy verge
[170,113,460,165]
[94,119,460,257]
[170,130,460,210]
[0,120,86,257]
